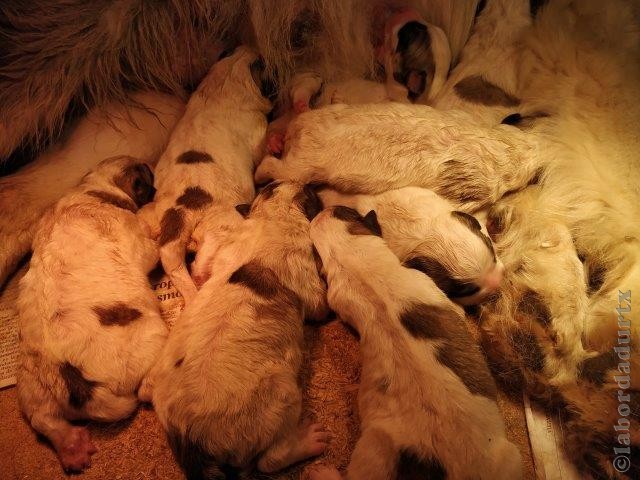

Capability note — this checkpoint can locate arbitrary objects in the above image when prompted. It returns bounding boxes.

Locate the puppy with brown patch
[319,187,503,305]
[149,182,329,478]
[17,156,168,473]
[254,102,544,212]
[308,206,522,480]
[144,45,273,304]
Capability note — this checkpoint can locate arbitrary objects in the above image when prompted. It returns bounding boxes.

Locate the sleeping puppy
[143,45,273,304]
[319,187,503,305]
[266,73,409,156]
[149,182,329,478]
[17,156,168,473]
[308,206,522,480]
[254,102,544,212]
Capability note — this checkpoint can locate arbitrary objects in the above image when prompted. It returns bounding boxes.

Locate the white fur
[310,207,522,480]
[17,156,168,473]
[0,92,184,288]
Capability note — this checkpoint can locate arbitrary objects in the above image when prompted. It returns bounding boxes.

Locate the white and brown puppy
[309,206,522,480]
[145,45,274,304]
[17,156,168,473]
[149,182,329,478]
[319,187,503,305]
[255,103,544,212]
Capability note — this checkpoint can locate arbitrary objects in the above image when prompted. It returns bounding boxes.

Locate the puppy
[150,182,329,478]
[309,206,522,480]
[17,156,168,473]
[0,92,184,288]
[319,187,503,305]
[144,46,273,304]
[254,102,544,212]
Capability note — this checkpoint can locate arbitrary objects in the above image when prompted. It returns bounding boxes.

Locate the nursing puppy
[0,91,184,288]
[319,187,502,305]
[309,206,522,480]
[150,182,329,478]
[255,103,543,212]
[145,46,273,304]
[17,156,168,473]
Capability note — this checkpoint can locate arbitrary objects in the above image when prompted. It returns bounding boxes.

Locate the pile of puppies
[15,34,524,479]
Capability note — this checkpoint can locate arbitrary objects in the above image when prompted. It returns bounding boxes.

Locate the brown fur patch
[59,362,97,409]
[436,159,492,204]
[451,211,496,259]
[332,206,382,236]
[174,357,184,368]
[159,208,185,246]
[229,261,298,303]
[176,186,213,210]
[258,181,281,200]
[454,75,520,107]
[397,449,447,480]
[400,303,498,399]
[85,190,136,212]
[586,261,607,295]
[113,162,155,207]
[293,184,323,221]
[517,290,552,327]
[579,351,618,385]
[510,329,545,372]
[176,150,214,164]
[235,203,251,218]
[93,302,142,326]
[403,256,480,298]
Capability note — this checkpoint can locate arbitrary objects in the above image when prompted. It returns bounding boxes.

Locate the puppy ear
[250,56,278,101]
[363,210,382,236]
[235,203,251,218]
[115,163,156,208]
[300,184,323,221]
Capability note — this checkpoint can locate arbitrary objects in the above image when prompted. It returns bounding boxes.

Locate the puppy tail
[167,424,245,480]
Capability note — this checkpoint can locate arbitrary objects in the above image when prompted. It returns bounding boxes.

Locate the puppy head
[249,181,322,221]
[404,210,503,305]
[203,45,277,110]
[89,156,156,208]
[310,206,383,273]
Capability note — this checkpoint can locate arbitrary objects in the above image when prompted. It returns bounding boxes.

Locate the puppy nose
[482,264,504,292]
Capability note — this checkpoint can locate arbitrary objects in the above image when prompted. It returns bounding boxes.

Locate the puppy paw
[56,426,98,473]
[299,422,330,458]
[255,156,283,184]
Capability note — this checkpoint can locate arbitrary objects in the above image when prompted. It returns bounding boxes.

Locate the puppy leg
[255,155,294,185]
[18,363,97,472]
[258,420,330,473]
[345,428,398,480]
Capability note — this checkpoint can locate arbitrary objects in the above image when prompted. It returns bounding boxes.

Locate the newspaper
[523,394,582,480]
[0,265,184,389]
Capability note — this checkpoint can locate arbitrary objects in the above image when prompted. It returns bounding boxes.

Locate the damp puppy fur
[141,45,274,305]
[148,182,329,478]
[308,206,522,480]
[16,156,168,473]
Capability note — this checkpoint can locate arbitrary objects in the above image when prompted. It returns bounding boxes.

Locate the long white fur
[0,92,184,288]
[143,46,271,304]
[17,156,168,473]
[310,207,522,480]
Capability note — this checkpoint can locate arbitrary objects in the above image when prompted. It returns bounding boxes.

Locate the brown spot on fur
[235,203,251,218]
[174,357,184,368]
[113,163,155,207]
[454,75,520,107]
[510,329,545,372]
[86,190,136,212]
[332,206,382,236]
[403,256,480,298]
[501,111,550,128]
[400,303,497,399]
[517,290,552,327]
[159,208,184,246]
[395,22,434,100]
[586,261,607,295]
[579,351,617,385]
[258,181,281,200]
[176,150,214,164]
[437,159,492,205]
[60,362,97,409]
[229,261,298,303]
[176,186,213,210]
[397,450,447,480]
[293,184,323,221]
[93,302,142,326]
